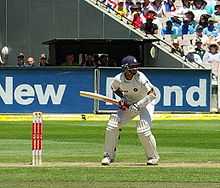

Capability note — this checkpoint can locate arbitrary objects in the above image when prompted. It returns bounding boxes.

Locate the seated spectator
[203,42,220,64]
[125,0,134,10]
[99,54,109,66]
[193,25,209,46]
[142,7,157,23]
[198,14,210,29]
[161,20,178,36]
[62,53,76,66]
[163,0,176,13]
[171,39,184,56]
[177,0,193,14]
[181,0,193,9]
[203,17,218,38]
[142,0,151,13]
[17,53,25,67]
[141,10,158,34]
[39,53,49,66]
[192,0,208,22]
[186,38,206,64]
[116,1,128,17]
[214,2,220,16]
[132,12,143,28]
[148,0,165,18]
[25,56,35,67]
[184,11,197,29]
[213,2,220,21]
[178,17,195,36]
[136,1,143,12]
[192,0,207,10]
[169,11,182,28]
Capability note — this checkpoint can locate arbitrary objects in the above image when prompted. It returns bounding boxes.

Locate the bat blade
[80,91,119,105]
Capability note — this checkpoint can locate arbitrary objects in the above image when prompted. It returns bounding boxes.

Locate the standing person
[203,42,220,64]
[39,53,49,66]
[25,56,35,67]
[17,53,25,67]
[142,10,158,34]
[101,55,159,166]
[186,38,206,64]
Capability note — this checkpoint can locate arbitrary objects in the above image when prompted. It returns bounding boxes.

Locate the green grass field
[0,119,220,188]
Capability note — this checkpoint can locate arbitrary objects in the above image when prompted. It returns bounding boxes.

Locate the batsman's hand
[119,98,129,111]
[128,104,139,113]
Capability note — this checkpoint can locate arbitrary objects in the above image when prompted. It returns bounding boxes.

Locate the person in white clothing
[203,43,220,64]
[101,55,159,166]
[203,43,220,76]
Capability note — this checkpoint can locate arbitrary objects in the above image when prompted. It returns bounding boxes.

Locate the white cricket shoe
[101,156,112,165]
[147,157,159,165]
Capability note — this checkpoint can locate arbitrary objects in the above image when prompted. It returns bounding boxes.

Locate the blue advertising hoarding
[98,68,211,112]
[0,67,211,113]
[0,68,94,113]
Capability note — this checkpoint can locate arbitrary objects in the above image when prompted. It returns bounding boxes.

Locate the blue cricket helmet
[121,56,140,72]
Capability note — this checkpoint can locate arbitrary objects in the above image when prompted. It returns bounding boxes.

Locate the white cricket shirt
[111,71,154,104]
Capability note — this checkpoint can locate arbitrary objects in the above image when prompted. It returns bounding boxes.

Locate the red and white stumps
[32,112,43,166]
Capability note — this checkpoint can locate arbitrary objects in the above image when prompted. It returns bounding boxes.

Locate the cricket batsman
[101,55,159,165]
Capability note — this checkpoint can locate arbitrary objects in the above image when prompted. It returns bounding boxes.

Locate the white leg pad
[104,114,120,160]
[137,120,159,160]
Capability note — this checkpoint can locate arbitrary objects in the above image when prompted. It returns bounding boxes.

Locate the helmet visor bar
[127,63,140,70]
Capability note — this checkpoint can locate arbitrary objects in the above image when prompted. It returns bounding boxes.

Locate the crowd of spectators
[16,52,118,67]
[79,54,118,67]
[13,0,220,76]
[58,53,118,67]
[100,0,220,75]
[16,53,49,67]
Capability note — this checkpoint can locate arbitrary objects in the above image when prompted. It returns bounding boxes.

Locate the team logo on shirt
[133,88,138,92]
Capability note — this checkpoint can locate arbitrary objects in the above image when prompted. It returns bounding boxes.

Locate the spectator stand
[86,0,209,69]
[42,38,156,67]
[88,0,220,104]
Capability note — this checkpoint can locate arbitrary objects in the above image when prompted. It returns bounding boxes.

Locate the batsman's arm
[111,78,130,110]
[113,88,124,98]
[136,88,156,108]
[112,88,129,110]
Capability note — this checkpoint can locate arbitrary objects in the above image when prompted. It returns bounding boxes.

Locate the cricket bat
[80,91,119,105]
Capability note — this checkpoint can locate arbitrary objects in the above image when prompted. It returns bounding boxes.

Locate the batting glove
[119,97,129,111]
[128,104,139,113]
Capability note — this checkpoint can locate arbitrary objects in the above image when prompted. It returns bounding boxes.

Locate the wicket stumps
[32,112,43,166]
